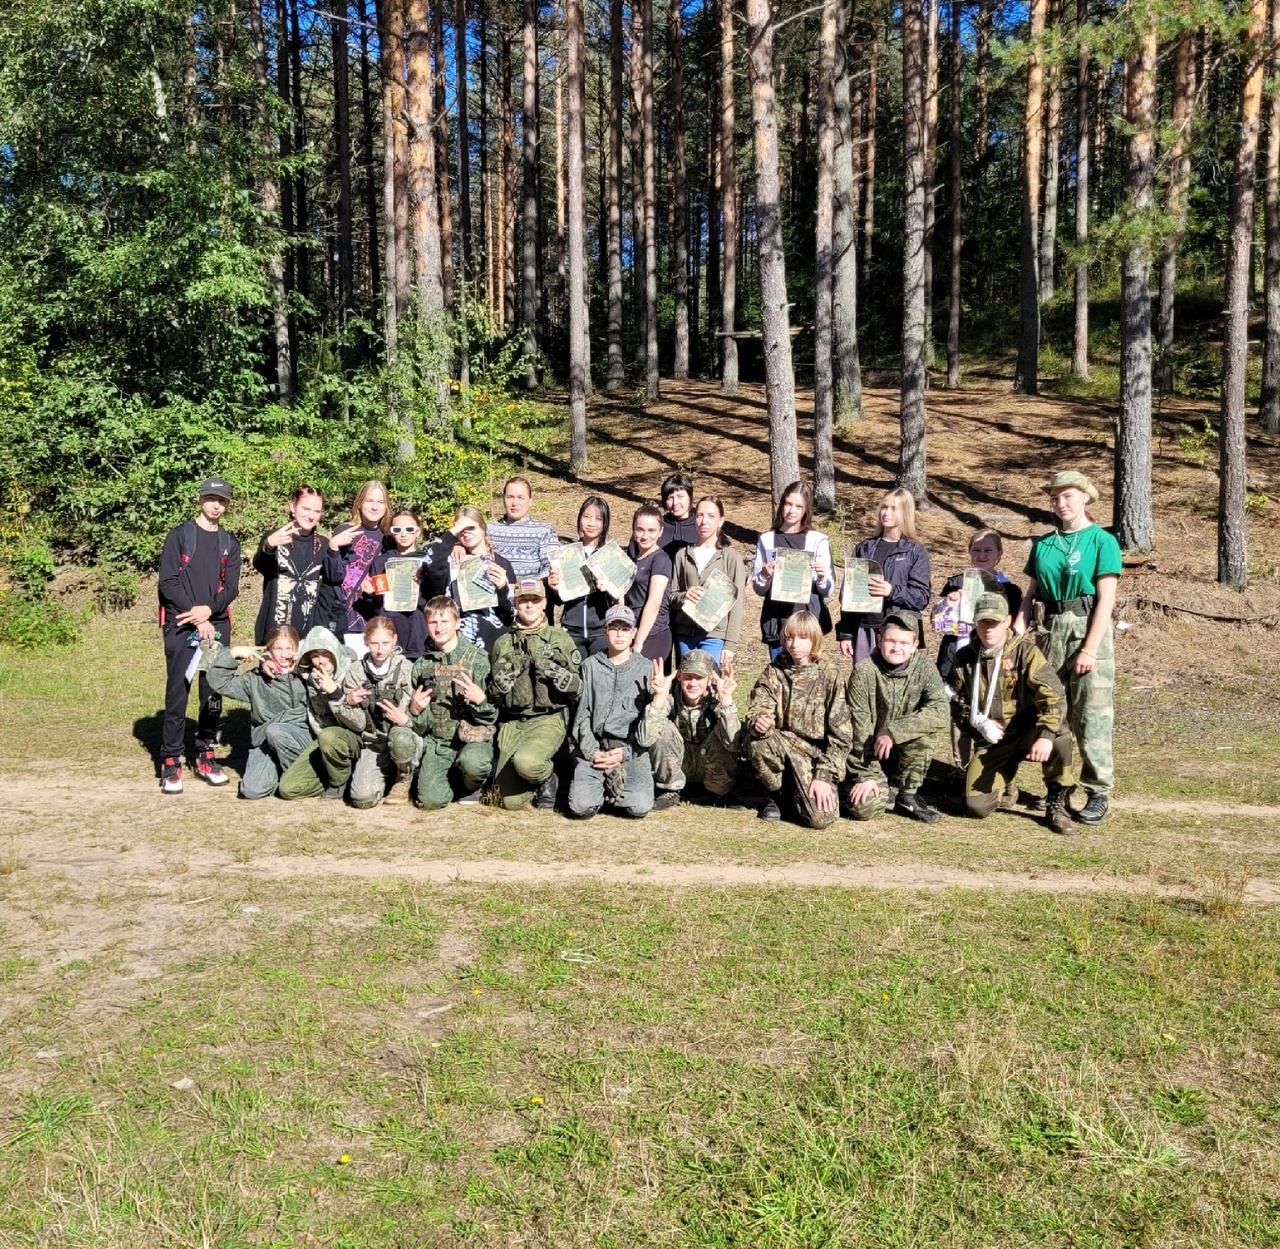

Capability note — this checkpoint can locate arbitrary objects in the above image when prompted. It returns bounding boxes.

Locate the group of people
[156,467,1120,833]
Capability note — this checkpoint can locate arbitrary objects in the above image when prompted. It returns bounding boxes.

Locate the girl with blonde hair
[420,505,518,648]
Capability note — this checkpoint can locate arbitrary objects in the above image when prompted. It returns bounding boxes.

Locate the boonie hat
[1042,470,1098,502]
[973,592,1011,623]
[880,608,921,633]
[198,476,233,502]
[678,649,718,678]
[513,576,547,602]
[603,604,637,628]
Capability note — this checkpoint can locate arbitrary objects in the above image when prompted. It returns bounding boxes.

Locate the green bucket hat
[1043,470,1099,502]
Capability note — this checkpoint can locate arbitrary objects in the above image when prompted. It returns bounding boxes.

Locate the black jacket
[158,521,241,627]
[420,534,517,650]
[837,536,932,641]
[253,531,335,644]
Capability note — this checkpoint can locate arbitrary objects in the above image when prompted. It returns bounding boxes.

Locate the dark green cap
[973,592,1011,623]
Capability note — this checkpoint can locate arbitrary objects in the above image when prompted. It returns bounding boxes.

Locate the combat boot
[383,763,413,806]
[1044,783,1077,836]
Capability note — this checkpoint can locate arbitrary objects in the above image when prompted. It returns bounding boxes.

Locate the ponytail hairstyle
[263,624,301,650]
[696,495,733,550]
[364,615,399,642]
[291,484,323,508]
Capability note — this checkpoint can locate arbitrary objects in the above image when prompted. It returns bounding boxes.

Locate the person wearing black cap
[156,476,242,794]
[952,592,1077,835]
[844,608,949,823]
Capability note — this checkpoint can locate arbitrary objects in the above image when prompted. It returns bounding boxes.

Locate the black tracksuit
[157,522,242,761]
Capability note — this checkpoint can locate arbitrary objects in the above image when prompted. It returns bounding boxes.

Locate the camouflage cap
[973,592,1011,623]
[678,648,719,678]
[513,576,547,601]
[1043,470,1099,502]
[880,608,921,633]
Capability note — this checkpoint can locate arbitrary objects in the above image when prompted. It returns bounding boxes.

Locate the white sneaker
[161,758,184,795]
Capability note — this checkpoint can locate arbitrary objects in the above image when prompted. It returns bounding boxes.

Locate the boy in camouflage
[649,649,743,808]
[744,610,852,828]
[951,592,1076,834]
[408,596,498,809]
[488,577,583,809]
[567,605,661,819]
[844,610,949,823]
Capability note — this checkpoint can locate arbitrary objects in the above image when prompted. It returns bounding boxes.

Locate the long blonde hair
[875,487,919,541]
[349,480,390,531]
[452,505,494,559]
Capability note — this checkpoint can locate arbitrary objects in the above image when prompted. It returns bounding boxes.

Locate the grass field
[3,378,1279,1245]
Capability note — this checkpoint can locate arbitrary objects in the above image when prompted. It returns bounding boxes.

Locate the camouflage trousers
[744,729,838,830]
[1042,612,1114,796]
[965,716,1074,818]
[844,742,934,820]
[494,715,566,809]
[650,719,739,798]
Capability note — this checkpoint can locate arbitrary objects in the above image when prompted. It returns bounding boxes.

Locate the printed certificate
[840,558,885,614]
[770,548,814,605]
[585,541,637,599]
[549,542,592,601]
[681,569,737,632]
[382,557,421,613]
[456,556,499,611]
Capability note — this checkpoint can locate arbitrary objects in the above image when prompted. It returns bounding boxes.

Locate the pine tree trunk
[407,0,444,312]
[333,4,354,329]
[976,0,992,151]
[1071,0,1089,379]
[567,0,588,471]
[833,0,862,425]
[706,40,721,375]
[1038,0,1062,302]
[1115,26,1156,554]
[642,0,659,399]
[672,0,689,379]
[555,9,566,321]
[746,0,799,502]
[631,3,647,370]
[522,0,539,385]
[900,0,928,500]
[1220,0,1267,586]
[358,0,381,311]
[277,0,297,386]
[1262,0,1280,433]
[850,23,864,251]
[1156,28,1195,395]
[813,0,838,512]
[456,0,472,283]
[479,2,490,316]
[945,0,962,389]
[720,0,739,393]
[606,0,625,388]
[862,37,877,264]
[501,31,517,328]
[922,0,938,368]
[250,0,293,400]
[432,0,454,309]
[1013,0,1046,394]
[290,0,312,306]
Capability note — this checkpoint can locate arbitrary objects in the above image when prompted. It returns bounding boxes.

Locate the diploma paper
[549,542,592,601]
[681,569,737,633]
[382,557,421,613]
[456,556,499,611]
[959,567,1002,624]
[585,541,637,599]
[840,558,885,614]
[770,548,814,605]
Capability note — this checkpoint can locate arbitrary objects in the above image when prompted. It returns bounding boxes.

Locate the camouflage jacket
[206,648,309,746]
[488,621,583,720]
[410,638,498,744]
[845,651,949,784]
[346,648,416,747]
[748,656,852,785]
[296,626,365,736]
[653,689,741,756]
[950,631,1065,741]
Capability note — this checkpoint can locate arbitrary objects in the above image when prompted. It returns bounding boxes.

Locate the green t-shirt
[1024,523,1122,602]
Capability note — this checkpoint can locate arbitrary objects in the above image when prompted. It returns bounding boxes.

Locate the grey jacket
[570,652,663,758]
[670,545,748,646]
[296,626,364,735]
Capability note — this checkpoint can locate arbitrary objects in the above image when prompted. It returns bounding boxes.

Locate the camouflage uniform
[845,651,949,819]
[951,630,1075,817]
[488,621,583,808]
[649,654,742,799]
[341,648,422,809]
[409,638,498,810]
[744,656,852,829]
[278,627,365,800]
[1042,610,1114,796]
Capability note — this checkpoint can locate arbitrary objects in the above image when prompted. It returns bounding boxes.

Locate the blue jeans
[677,637,725,664]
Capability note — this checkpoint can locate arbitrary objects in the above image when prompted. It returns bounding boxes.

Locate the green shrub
[0,586,82,649]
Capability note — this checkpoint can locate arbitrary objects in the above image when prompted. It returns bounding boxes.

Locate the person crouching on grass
[340,615,420,808]
[567,605,663,820]
[951,593,1077,835]
[206,625,310,800]
[844,610,949,824]
[744,610,852,828]
[408,597,498,810]
[648,648,744,810]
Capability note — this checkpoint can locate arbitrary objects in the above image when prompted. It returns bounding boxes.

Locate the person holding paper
[624,503,675,664]
[322,479,391,659]
[548,496,615,660]
[420,506,517,650]
[837,488,933,663]
[156,475,242,795]
[670,495,746,667]
[750,481,835,660]
[368,509,429,660]
[252,485,332,645]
